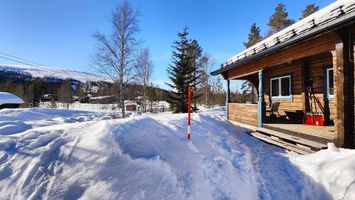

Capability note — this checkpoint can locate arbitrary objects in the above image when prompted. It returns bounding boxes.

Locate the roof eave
[211,12,355,76]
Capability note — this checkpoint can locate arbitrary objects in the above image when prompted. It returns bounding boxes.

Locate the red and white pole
[187,85,192,141]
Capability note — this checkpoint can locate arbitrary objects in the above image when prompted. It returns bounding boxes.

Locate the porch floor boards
[230,120,336,154]
[263,123,335,142]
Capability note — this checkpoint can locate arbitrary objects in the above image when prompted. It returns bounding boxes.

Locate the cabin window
[326,68,334,98]
[270,75,292,100]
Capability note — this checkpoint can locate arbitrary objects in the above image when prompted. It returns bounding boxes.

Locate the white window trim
[270,75,292,100]
[326,68,334,99]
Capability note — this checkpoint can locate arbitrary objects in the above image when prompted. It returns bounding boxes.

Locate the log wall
[263,52,336,120]
[228,103,258,126]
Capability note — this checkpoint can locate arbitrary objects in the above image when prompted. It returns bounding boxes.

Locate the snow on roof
[220,0,355,69]
[89,95,114,100]
[0,64,110,83]
[0,92,24,105]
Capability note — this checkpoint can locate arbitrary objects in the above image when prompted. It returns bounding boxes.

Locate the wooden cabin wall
[228,103,258,126]
[351,26,355,146]
[264,61,303,115]
[263,52,335,120]
[226,32,338,79]
[307,53,336,120]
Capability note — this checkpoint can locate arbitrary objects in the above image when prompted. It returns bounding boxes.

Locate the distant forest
[0,70,169,107]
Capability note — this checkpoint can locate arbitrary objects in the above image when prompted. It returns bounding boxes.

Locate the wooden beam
[226,80,231,103]
[301,60,310,113]
[226,32,338,78]
[333,28,354,148]
[226,80,231,120]
[258,70,265,127]
[250,132,315,155]
[228,70,259,80]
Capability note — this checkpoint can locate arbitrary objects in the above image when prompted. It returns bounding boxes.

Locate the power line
[0,51,46,66]
[0,55,36,66]
[0,51,77,80]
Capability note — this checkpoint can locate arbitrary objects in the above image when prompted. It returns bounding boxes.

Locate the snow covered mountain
[0,64,109,83]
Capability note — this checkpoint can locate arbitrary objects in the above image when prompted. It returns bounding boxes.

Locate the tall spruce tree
[300,3,319,19]
[267,3,294,35]
[241,23,262,103]
[188,39,203,109]
[243,23,262,48]
[166,27,201,113]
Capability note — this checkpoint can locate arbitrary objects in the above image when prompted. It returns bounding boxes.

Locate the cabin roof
[0,92,24,106]
[211,0,355,76]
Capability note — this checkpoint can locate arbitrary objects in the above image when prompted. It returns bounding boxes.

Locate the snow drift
[289,143,355,200]
[0,108,353,199]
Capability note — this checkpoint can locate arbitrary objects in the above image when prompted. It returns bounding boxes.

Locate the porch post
[226,79,231,120]
[258,70,265,127]
[333,29,354,148]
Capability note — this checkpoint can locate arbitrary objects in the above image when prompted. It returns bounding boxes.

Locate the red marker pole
[187,86,192,141]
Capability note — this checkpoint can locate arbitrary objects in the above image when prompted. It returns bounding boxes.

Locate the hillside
[0,64,108,83]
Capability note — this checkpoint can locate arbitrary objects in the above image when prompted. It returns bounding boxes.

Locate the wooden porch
[213,2,355,151]
[231,119,335,154]
[263,123,335,142]
[228,103,336,154]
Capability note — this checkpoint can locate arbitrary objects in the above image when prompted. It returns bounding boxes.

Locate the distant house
[0,92,24,109]
[89,95,115,104]
[79,96,90,103]
[211,0,355,153]
[125,104,137,112]
[41,94,54,102]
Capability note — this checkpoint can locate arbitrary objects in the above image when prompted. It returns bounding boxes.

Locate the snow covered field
[0,108,354,199]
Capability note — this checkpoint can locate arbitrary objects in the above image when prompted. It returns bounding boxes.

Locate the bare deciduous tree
[134,48,153,112]
[199,54,214,107]
[93,0,139,118]
[58,80,73,109]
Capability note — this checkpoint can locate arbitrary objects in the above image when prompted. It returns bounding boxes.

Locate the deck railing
[228,103,258,126]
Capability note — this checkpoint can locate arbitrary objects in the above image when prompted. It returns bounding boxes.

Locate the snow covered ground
[0,108,354,199]
[39,101,170,113]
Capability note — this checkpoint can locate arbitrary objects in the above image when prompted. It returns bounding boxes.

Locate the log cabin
[211,0,355,154]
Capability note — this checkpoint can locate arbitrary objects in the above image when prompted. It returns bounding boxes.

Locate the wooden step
[251,132,315,155]
[256,127,327,150]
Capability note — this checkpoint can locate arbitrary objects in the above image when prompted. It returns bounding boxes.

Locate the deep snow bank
[0,108,347,199]
[289,143,355,199]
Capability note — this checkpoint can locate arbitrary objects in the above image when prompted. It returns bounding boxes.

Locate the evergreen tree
[267,3,294,35]
[240,23,262,103]
[166,27,200,113]
[243,23,263,48]
[300,3,319,19]
[147,85,158,112]
[188,39,203,109]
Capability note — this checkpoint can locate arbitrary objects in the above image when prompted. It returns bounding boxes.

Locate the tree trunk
[143,83,147,112]
[120,79,125,118]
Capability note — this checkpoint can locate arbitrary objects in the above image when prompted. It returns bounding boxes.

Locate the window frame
[270,75,292,101]
[326,67,334,99]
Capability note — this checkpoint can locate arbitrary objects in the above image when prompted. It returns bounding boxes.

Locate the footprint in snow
[179,139,199,153]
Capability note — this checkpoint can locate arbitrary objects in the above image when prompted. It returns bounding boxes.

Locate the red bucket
[303,112,324,126]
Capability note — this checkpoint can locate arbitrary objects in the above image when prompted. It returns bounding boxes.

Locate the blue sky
[0,0,333,89]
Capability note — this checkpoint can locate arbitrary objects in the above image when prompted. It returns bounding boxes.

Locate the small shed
[125,104,137,111]
[0,92,24,109]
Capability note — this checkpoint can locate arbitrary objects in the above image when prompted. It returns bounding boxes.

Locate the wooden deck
[263,123,336,142]
[230,120,336,154]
